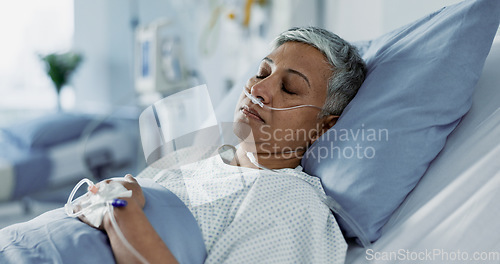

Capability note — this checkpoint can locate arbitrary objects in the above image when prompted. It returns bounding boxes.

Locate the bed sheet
[0,127,135,202]
[0,138,52,201]
[0,178,207,264]
[0,158,14,201]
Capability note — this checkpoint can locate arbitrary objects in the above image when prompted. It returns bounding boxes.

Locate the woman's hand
[76,174,178,263]
[106,174,145,209]
[77,174,145,230]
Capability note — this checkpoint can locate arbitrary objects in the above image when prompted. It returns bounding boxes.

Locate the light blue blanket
[0,178,207,264]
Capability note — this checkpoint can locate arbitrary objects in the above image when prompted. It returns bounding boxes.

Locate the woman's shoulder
[248,168,328,211]
[275,167,326,196]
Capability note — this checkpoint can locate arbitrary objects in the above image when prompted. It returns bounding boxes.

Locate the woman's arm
[103,200,178,264]
[79,175,178,264]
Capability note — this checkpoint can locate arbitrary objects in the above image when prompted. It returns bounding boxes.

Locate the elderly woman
[97,27,365,263]
[0,26,365,264]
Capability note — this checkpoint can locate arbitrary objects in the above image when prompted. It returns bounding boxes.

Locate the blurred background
[0,0,465,227]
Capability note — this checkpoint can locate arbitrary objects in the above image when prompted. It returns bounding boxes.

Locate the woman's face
[234,41,335,156]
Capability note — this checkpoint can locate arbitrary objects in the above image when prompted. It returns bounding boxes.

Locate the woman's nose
[250,76,277,105]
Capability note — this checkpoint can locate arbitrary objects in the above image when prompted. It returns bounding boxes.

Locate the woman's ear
[310,115,339,145]
[323,115,338,131]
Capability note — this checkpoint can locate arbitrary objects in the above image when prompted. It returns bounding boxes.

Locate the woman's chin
[232,118,254,142]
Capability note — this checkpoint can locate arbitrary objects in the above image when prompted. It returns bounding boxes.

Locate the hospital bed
[344,35,500,264]
[0,113,138,202]
[212,0,500,260]
[0,0,498,262]
[213,37,500,263]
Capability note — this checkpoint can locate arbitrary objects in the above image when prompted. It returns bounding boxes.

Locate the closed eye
[256,74,296,95]
[282,83,295,95]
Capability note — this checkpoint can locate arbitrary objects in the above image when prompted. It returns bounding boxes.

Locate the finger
[78,213,87,223]
[73,204,82,214]
[78,212,104,230]
[124,174,137,183]
[96,179,113,188]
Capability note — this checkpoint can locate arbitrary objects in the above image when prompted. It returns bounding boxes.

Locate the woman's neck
[232,146,302,170]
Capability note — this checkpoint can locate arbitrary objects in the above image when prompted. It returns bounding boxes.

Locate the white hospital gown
[138,149,347,263]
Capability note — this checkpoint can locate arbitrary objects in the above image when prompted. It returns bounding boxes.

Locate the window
[0,0,74,119]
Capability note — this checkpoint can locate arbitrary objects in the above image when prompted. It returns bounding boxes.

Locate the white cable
[244,90,322,111]
[245,152,275,171]
[64,178,95,216]
[107,203,150,264]
[66,178,93,207]
[65,178,150,263]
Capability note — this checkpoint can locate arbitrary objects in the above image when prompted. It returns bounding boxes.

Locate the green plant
[40,51,83,111]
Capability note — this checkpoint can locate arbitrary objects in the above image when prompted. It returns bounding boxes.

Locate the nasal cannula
[65,178,150,264]
[241,91,373,246]
[244,90,323,111]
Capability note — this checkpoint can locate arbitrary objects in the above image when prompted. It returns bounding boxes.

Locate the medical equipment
[199,0,270,56]
[135,18,189,96]
[65,178,149,264]
[244,89,324,111]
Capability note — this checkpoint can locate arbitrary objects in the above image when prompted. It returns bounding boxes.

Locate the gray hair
[271,26,366,118]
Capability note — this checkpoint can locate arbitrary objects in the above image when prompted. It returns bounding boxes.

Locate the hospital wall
[72,0,323,112]
[324,0,463,42]
[72,0,463,113]
[73,0,136,112]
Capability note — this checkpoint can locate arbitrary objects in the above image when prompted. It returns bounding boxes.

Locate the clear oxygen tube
[244,90,323,111]
[244,150,372,248]
[65,178,150,264]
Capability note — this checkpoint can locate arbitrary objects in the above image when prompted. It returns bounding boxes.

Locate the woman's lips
[241,105,265,123]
